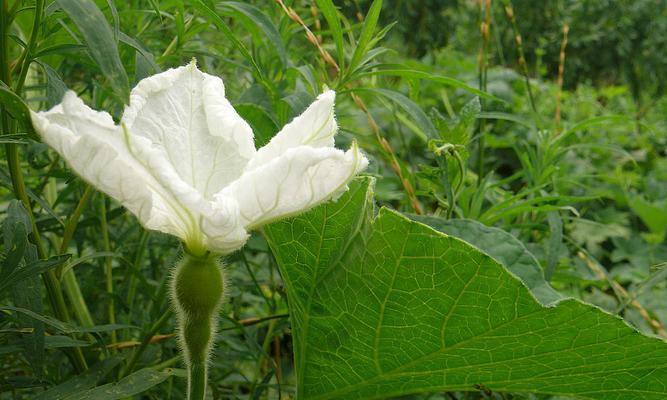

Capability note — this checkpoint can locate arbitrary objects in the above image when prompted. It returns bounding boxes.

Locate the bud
[172,253,225,400]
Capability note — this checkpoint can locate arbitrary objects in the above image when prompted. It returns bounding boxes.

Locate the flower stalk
[172,253,225,400]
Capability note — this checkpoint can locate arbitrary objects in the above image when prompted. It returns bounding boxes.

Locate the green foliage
[0,0,666,399]
[505,0,667,92]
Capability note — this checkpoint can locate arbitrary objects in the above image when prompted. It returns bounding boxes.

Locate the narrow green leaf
[352,87,437,139]
[146,0,162,20]
[221,2,286,65]
[118,32,160,75]
[0,254,70,293]
[2,200,31,280]
[0,169,64,226]
[265,178,667,400]
[43,335,91,349]
[349,0,382,72]
[315,0,345,68]
[33,357,122,400]
[360,66,504,102]
[33,43,86,58]
[56,0,129,100]
[37,62,68,107]
[545,211,563,280]
[0,133,30,144]
[1,306,134,334]
[628,196,667,239]
[557,115,634,145]
[59,251,118,277]
[477,111,535,129]
[72,368,174,400]
[190,0,263,80]
[0,82,31,124]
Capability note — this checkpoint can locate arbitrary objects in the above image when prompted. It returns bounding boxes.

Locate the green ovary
[172,253,225,400]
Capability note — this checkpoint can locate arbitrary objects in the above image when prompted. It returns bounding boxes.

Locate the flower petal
[218,144,368,230]
[32,91,248,254]
[30,91,181,237]
[121,62,255,198]
[246,90,337,171]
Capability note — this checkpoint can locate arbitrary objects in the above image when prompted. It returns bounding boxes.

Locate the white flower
[31,62,368,255]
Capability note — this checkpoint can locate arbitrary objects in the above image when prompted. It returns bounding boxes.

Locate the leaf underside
[264,178,667,400]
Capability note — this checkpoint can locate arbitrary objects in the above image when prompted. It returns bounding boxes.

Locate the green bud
[172,253,225,400]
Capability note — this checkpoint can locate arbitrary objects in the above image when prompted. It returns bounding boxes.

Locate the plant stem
[503,1,539,119]
[476,0,491,182]
[99,195,117,345]
[124,229,149,339]
[554,24,569,133]
[62,271,95,326]
[59,185,94,254]
[13,0,43,94]
[59,185,95,327]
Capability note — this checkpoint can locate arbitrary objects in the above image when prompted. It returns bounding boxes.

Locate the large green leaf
[408,216,562,305]
[264,178,667,400]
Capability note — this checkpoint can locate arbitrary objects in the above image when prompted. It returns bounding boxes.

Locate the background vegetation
[1,0,666,399]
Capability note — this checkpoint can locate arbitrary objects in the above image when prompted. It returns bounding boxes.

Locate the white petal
[32,91,248,254]
[246,90,337,171]
[201,196,249,254]
[30,92,181,237]
[125,127,248,253]
[122,62,256,198]
[218,144,368,230]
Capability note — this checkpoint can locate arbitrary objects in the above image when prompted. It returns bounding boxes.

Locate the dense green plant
[1,1,666,399]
